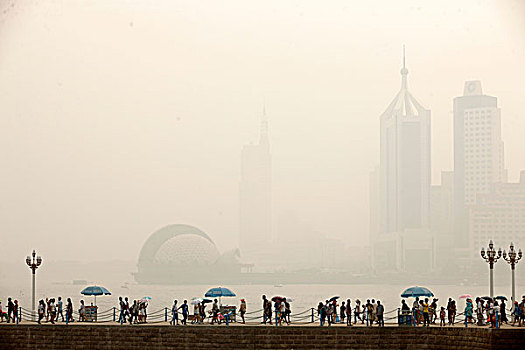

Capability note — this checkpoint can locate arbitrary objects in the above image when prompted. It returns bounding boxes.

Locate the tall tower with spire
[372,48,432,271]
[239,106,272,260]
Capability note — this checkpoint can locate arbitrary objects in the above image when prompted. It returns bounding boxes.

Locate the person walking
[365,299,372,326]
[181,300,188,325]
[171,300,179,325]
[118,297,125,324]
[78,300,86,322]
[48,298,56,324]
[430,299,438,324]
[464,300,473,327]
[239,299,246,324]
[211,299,219,324]
[318,302,327,326]
[57,297,64,322]
[376,300,384,327]
[7,298,14,323]
[285,298,291,324]
[38,300,45,324]
[66,298,74,323]
[354,299,362,324]
[262,295,271,325]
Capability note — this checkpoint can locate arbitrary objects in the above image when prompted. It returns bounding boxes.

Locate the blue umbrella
[205,287,236,305]
[205,287,236,298]
[80,286,111,306]
[401,286,434,298]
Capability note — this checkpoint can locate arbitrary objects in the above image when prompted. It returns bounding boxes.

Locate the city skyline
[0,0,524,265]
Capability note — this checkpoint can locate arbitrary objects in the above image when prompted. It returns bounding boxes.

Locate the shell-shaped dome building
[134,224,241,284]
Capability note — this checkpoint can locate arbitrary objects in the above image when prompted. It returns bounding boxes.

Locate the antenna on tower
[260,99,269,145]
[403,44,406,69]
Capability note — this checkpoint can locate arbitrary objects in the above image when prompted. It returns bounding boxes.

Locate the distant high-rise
[239,107,272,259]
[372,49,433,272]
[469,171,525,252]
[379,51,431,234]
[453,81,506,248]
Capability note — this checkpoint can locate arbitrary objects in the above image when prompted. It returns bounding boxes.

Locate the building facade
[469,171,525,254]
[453,81,506,248]
[239,108,272,260]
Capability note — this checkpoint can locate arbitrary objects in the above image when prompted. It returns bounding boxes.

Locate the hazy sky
[0,0,524,263]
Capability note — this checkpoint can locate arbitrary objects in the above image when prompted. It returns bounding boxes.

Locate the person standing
[12,300,19,323]
[354,300,362,324]
[280,300,287,325]
[326,300,332,326]
[340,301,346,324]
[422,298,430,327]
[211,299,219,324]
[193,301,200,324]
[439,307,446,327]
[376,300,384,327]
[239,299,247,324]
[345,300,352,326]
[200,302,207,324]
[265,298,273,325]
[371,299,377,325]
[500,300,508,325]
[284,298,291,324]
[449,300,457,326]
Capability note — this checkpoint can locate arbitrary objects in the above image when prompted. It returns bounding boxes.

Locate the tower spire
[401,45,408,89]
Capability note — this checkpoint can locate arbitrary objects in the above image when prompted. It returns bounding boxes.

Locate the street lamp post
[25,250,42,321]
[502,242,522,303]
[480,240,502,298]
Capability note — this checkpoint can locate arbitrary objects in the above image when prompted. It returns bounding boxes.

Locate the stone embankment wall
[0,325,522,350]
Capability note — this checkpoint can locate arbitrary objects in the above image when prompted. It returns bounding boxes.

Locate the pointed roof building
[379,47,431,234]
[373,48,433,272]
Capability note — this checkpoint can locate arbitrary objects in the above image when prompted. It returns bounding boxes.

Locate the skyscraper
[372,50,432,271]
[239,107,272,259]
[453,81,506,248]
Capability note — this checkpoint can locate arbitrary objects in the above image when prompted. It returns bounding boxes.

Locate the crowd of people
[117,296,149,324]
[317,298,385,327]
[2,293,525,328]
[0,298,19,323]
[36,297,81,324]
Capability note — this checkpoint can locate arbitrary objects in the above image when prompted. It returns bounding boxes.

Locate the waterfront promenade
[0,323,523,350]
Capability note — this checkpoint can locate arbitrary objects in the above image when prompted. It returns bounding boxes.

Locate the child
[440,307,446,327]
